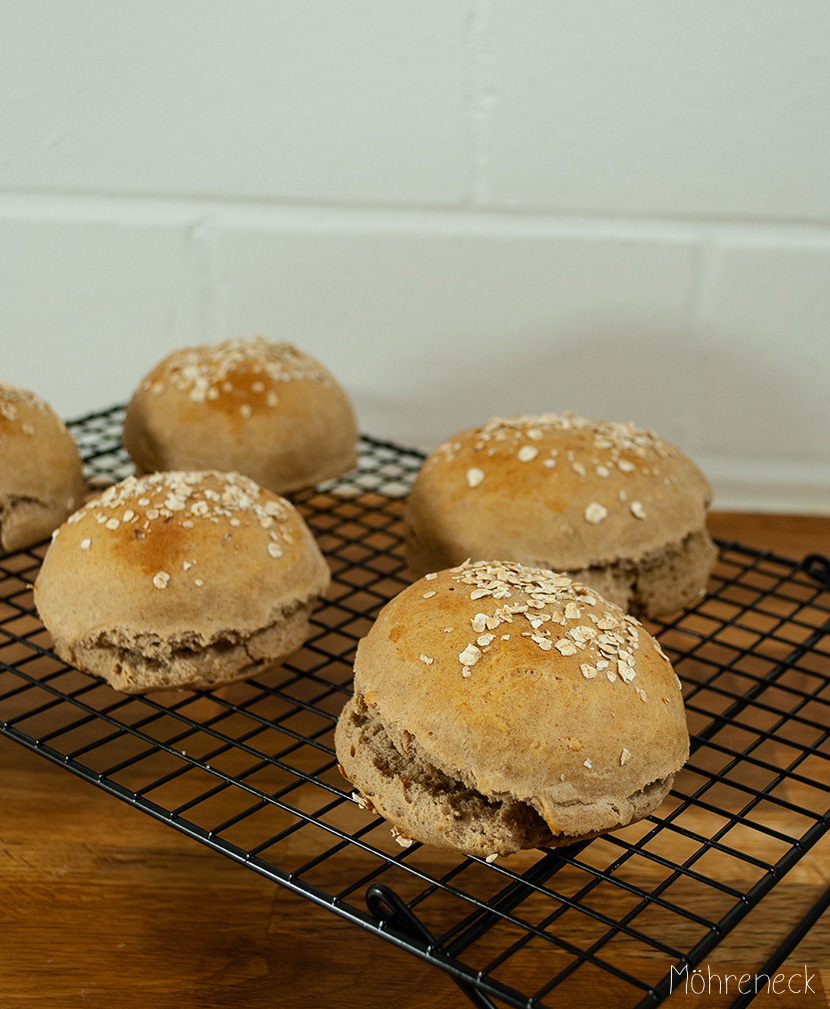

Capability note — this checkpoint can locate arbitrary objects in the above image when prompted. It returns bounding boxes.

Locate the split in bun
[122,337,359,495]
[0,382,86,552]
[405,412,717,618]
[35,470,331,693]
[335,560,690,858]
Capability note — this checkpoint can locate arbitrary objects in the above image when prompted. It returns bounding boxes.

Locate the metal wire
[1,406,829,1009]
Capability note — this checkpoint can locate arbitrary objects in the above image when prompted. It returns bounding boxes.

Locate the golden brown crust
[34,470,331,692]
[0,383,86,552]
[404,413,715,616]
[336,561,690,855]
[122,337,359,494]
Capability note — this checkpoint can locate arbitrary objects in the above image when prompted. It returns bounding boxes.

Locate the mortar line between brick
[1,191,830,243]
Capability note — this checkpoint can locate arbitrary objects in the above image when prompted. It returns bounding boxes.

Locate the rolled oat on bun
[34,470,331,693]
[335,560,689,858]
[405,412,717,617]
[122,337,359,494]
[0,383,86,553]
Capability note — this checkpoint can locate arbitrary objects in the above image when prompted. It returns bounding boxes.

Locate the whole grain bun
[122,337,359,494]
[405,413,717,617]
[335,560,689,858]
[0,383,86,553]
[34,470,331,693]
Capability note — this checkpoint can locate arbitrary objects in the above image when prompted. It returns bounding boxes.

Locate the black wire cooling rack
[2,405,830,1009]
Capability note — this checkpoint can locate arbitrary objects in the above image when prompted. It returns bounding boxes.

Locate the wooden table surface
[2,511,830,1009]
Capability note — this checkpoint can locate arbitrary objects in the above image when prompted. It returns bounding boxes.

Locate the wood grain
[1,512,829,1009]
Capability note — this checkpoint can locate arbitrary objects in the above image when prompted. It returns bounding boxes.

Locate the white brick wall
[2,1,829,513]
[482,2,830,219]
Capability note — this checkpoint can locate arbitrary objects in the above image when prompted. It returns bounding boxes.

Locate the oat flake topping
[444,560,656,687]
[439,414,675,522]
[391,827,414,848]
[63,471,294,587]
[473,412,668,458]
[0,383,51,424]
[584,502,608,524]
[141,337,332,404]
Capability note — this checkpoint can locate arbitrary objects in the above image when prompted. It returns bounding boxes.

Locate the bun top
[0,383,86,549]
[0,382,84,502]
[406,412,713,572]
[122,337,359,494]
[133,336,338,401]
[35,470,331,644]
[352,560,689,825]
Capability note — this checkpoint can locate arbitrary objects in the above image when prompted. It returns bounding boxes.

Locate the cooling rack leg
[802,552,830,587]
[366,884,499,1009]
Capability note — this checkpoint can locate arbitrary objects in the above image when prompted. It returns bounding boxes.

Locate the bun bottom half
[406,527,717,619]
[336,692,674,858]
[49,601,314,694]
[0,496,86,554]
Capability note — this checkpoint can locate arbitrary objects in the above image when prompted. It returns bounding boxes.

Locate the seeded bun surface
[336,560,689,857]
[122,337,359,494]
[405,413,716,616]
[0,383,86,552]
[34,471,331,693]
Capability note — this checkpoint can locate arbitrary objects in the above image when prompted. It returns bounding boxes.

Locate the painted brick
[483,1,830,221]
[0,2,471,205]
[0,215,201,417]
[214,220,700,453]
[695,236,830,474]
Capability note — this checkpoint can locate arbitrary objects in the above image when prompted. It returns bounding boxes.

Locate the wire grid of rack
[2,405,830,1009]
